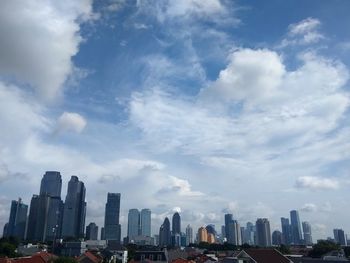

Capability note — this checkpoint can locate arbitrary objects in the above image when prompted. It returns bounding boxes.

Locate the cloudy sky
[1,0,350,240]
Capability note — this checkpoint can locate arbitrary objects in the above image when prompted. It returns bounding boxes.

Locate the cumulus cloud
[295,176,339,190]
[281,17,324,46]
[0,0,94,100]
[55,112,87,134]
[301,203,318,212]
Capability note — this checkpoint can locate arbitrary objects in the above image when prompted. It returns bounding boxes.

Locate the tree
[277,244,290,255]
[309,240,341,258]
[54,256,77,263]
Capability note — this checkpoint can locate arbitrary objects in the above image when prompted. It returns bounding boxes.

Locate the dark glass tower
[224,213,233,240]
[86,222,98,240]
[140,208,151,237]
[127,209,140,241]
[159,217,171,247]
[6,198,28,240]
[62,176,86,239]
[281,217,291,245]
[290,210,302,245]
[256,218,271,247]
[104,193,121,242]
[172,212,181,235]
[40,171,62,197]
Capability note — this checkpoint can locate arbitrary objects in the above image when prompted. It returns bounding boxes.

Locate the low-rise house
[129,250,168,263]
[77,251,103,263]
[236,249,292,263]
[0,251,56,263]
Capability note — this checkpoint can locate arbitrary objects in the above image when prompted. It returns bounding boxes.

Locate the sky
[0,0,350,241]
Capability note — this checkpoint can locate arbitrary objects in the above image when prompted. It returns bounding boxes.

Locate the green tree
[309,240,341,258]
[277,244,291,255]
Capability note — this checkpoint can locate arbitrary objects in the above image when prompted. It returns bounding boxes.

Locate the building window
[157,254,162,261]
[141,254,145,261]
[149,255,154,261]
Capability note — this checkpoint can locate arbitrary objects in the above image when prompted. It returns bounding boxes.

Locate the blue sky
[0,0,350,240]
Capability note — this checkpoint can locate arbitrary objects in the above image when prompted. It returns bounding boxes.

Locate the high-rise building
[159,217,171,247]
[206,225,216,236]
[272,230,282,246]
[256,218,271,247]
[221,225,225,240]
[334,229,347,246]
[198,227,208,243]
[26,172,64,242]
[140,209,151,237]
[128,209,140,241]
[172,212,181,235]
[208,233,216,244]
[290,210,302,245]
[244,222,255,245]
[226,220,241,245]
[3,223,9,237]
[101,227,105,240]
[40,171,62,198]
[302,222,313,245]
[62,176,86,239]
[224,214,233,240]
[86,222,98,240]
[5,198,28,240]
[186,224,193,245]
[104,193,121,242]
[281,217,291,245]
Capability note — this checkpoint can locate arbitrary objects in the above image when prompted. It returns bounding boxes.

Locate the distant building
[302,222,313,245]
[104,193,121,243]
[140,208,151,237]
[256,218,271,247]
[5,198,27,240]
[227,220,241,245]
[61,241,87,257]
[40,171,62,197]
[272,230,282,246]
[224,214,233,240]
[207,233,216,244]
[244,222,255,245]
[86,222,99,240]
[198,227,208,243]
[236,249,291,263]
[62,176,86,239]
[159,217,171,246]
[333,229,347,246]
[186,224,193,245]
[281,217,291,245]
[290,210,303,245]
[128,209,140,241]
[172,212,181,235]
[101,227,105,240]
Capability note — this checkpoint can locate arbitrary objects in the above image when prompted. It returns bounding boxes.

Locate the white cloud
[281,17,324,46]
[0,0,94,100]
[301,203,318,212]
[55,112,87,134]
[295,176,339,190]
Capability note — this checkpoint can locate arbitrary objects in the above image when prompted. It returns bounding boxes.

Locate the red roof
[240,249,291,263]
[0,252,56,263]
[78,251,102,263]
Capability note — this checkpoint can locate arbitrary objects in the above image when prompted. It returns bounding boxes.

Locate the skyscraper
[104,193,121,242]
[86,222,98,240]
[302,222,313,245]
[281,217,291,245]
[40,171,62,197]
[272,230,282,246]
[140,209,151,237]
[26,172,64,242]
[227,220,241,245]
[224,214,233,240]
[256,218,271,247]
[159,217,171,247]
[290,210,302,245]
[62,176,86,239]
[333,229,347,246]
[186,224,193,245]
[172,212,181,235]
[5,198,28,240]
[244,222,255,245]
[198,227,208,243]
[128,209,140,241]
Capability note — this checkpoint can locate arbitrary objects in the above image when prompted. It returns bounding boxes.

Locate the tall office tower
[207,233,216,244]
[128,209,140,241]
[256,218,271,247]
[27,194,50,241]
[172,212,181,235]
[224,214,233,240]
[302,222,313,245]
[244,222,255,245]
[226,220,241,245]
[198,227,208,243]
[159,217,171,246]
[101,227,105,240]
[104,193,121,242]
[290,210,302,245]
[62,176,86,239]
[281,217,291,245]
[140,209,151,237]
[333,229,347,246]
[272,230,282,246]
[221,225,226,239]
[240,227,245,244]
[3,223,9,237]
[86,222,98,240]
[186,224,193,245]
[40,171,62,197]
[5,198,28,240]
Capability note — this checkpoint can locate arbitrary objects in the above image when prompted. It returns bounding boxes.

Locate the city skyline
[0,0,350,243]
